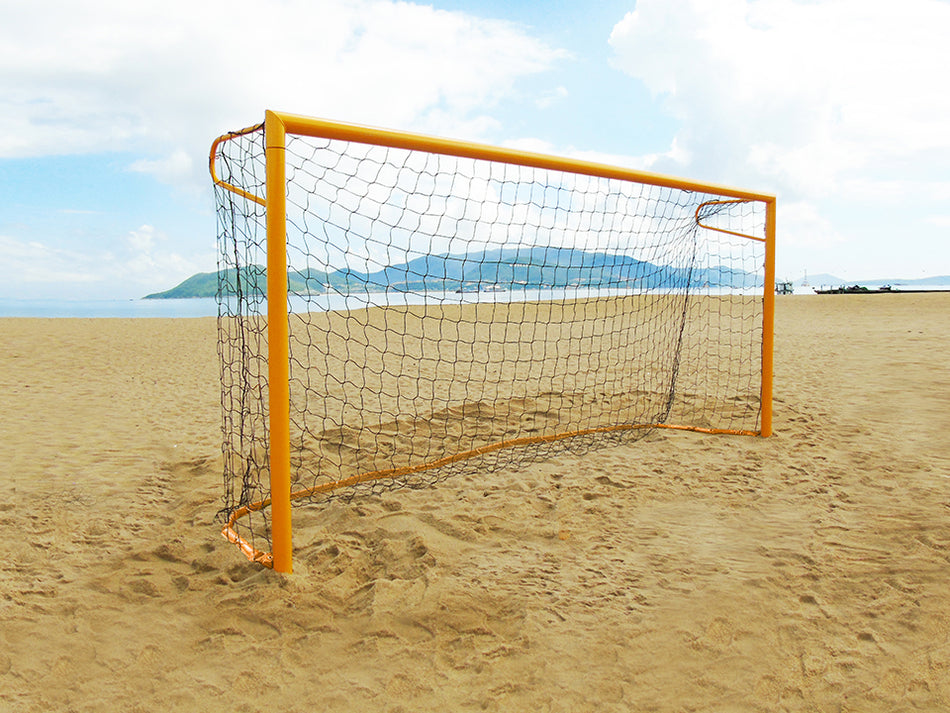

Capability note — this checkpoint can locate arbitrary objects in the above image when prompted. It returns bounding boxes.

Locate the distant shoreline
[6,284,950,319]
[2,285,762,319]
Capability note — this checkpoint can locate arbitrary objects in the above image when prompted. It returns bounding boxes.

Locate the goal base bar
[223,420,761,569]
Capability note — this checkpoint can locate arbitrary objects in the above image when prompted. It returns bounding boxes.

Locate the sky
[2,0,948,300]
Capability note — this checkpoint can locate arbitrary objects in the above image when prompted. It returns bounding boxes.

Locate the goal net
[211,112,775,570]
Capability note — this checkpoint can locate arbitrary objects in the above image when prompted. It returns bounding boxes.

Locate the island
[144,248,763,299]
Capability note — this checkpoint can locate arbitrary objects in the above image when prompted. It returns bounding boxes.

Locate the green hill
[144,270,223,299]
[144,266,319,299]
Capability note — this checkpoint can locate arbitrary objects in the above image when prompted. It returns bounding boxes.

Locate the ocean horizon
[0,297,220,319]
[3,284,949,318]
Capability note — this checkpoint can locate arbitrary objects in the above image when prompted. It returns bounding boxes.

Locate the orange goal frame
[211,110,776,573]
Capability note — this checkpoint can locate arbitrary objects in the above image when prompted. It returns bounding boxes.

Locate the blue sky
[2,0,948,299]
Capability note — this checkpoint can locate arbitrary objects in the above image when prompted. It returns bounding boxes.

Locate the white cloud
[129,149,193,184]
[0,0,565,194]
[535,86,569,110]
[609,0,950,197]
[778,201,845,248]
[0,236,101,287]
[608,0,950,277]
[119,224,208,291]
[498,136,678,175]
[0,228,207,300]
[125,224,158,252]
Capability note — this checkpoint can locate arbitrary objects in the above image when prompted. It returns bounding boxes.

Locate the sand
[1,294,949,712]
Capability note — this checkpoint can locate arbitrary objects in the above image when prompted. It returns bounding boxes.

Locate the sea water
[6,284,946,319]
[0,298,219,318]
[5,286,758,319]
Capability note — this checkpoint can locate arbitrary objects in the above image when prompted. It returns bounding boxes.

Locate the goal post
[211,109,776,574]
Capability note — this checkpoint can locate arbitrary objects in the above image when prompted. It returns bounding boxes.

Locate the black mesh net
[213,122,767,561]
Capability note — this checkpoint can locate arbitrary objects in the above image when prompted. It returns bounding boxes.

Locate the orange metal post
[760,198,777,437]
[209,124,268,207]
[264,111,293,573]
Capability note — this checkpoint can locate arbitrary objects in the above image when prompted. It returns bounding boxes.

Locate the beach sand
[2,294,949,711]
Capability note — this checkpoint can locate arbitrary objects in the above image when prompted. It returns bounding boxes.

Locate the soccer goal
[210,110,776,573]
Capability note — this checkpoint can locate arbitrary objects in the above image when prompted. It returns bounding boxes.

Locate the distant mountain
[145,266,309,299]
[356,247,709,292]
[794,273,842,287]
[144,270,224,299]
[144,248,763,299]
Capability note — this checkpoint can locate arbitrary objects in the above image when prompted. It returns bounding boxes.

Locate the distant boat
[455,282,507,293]
[814,284,873,294]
